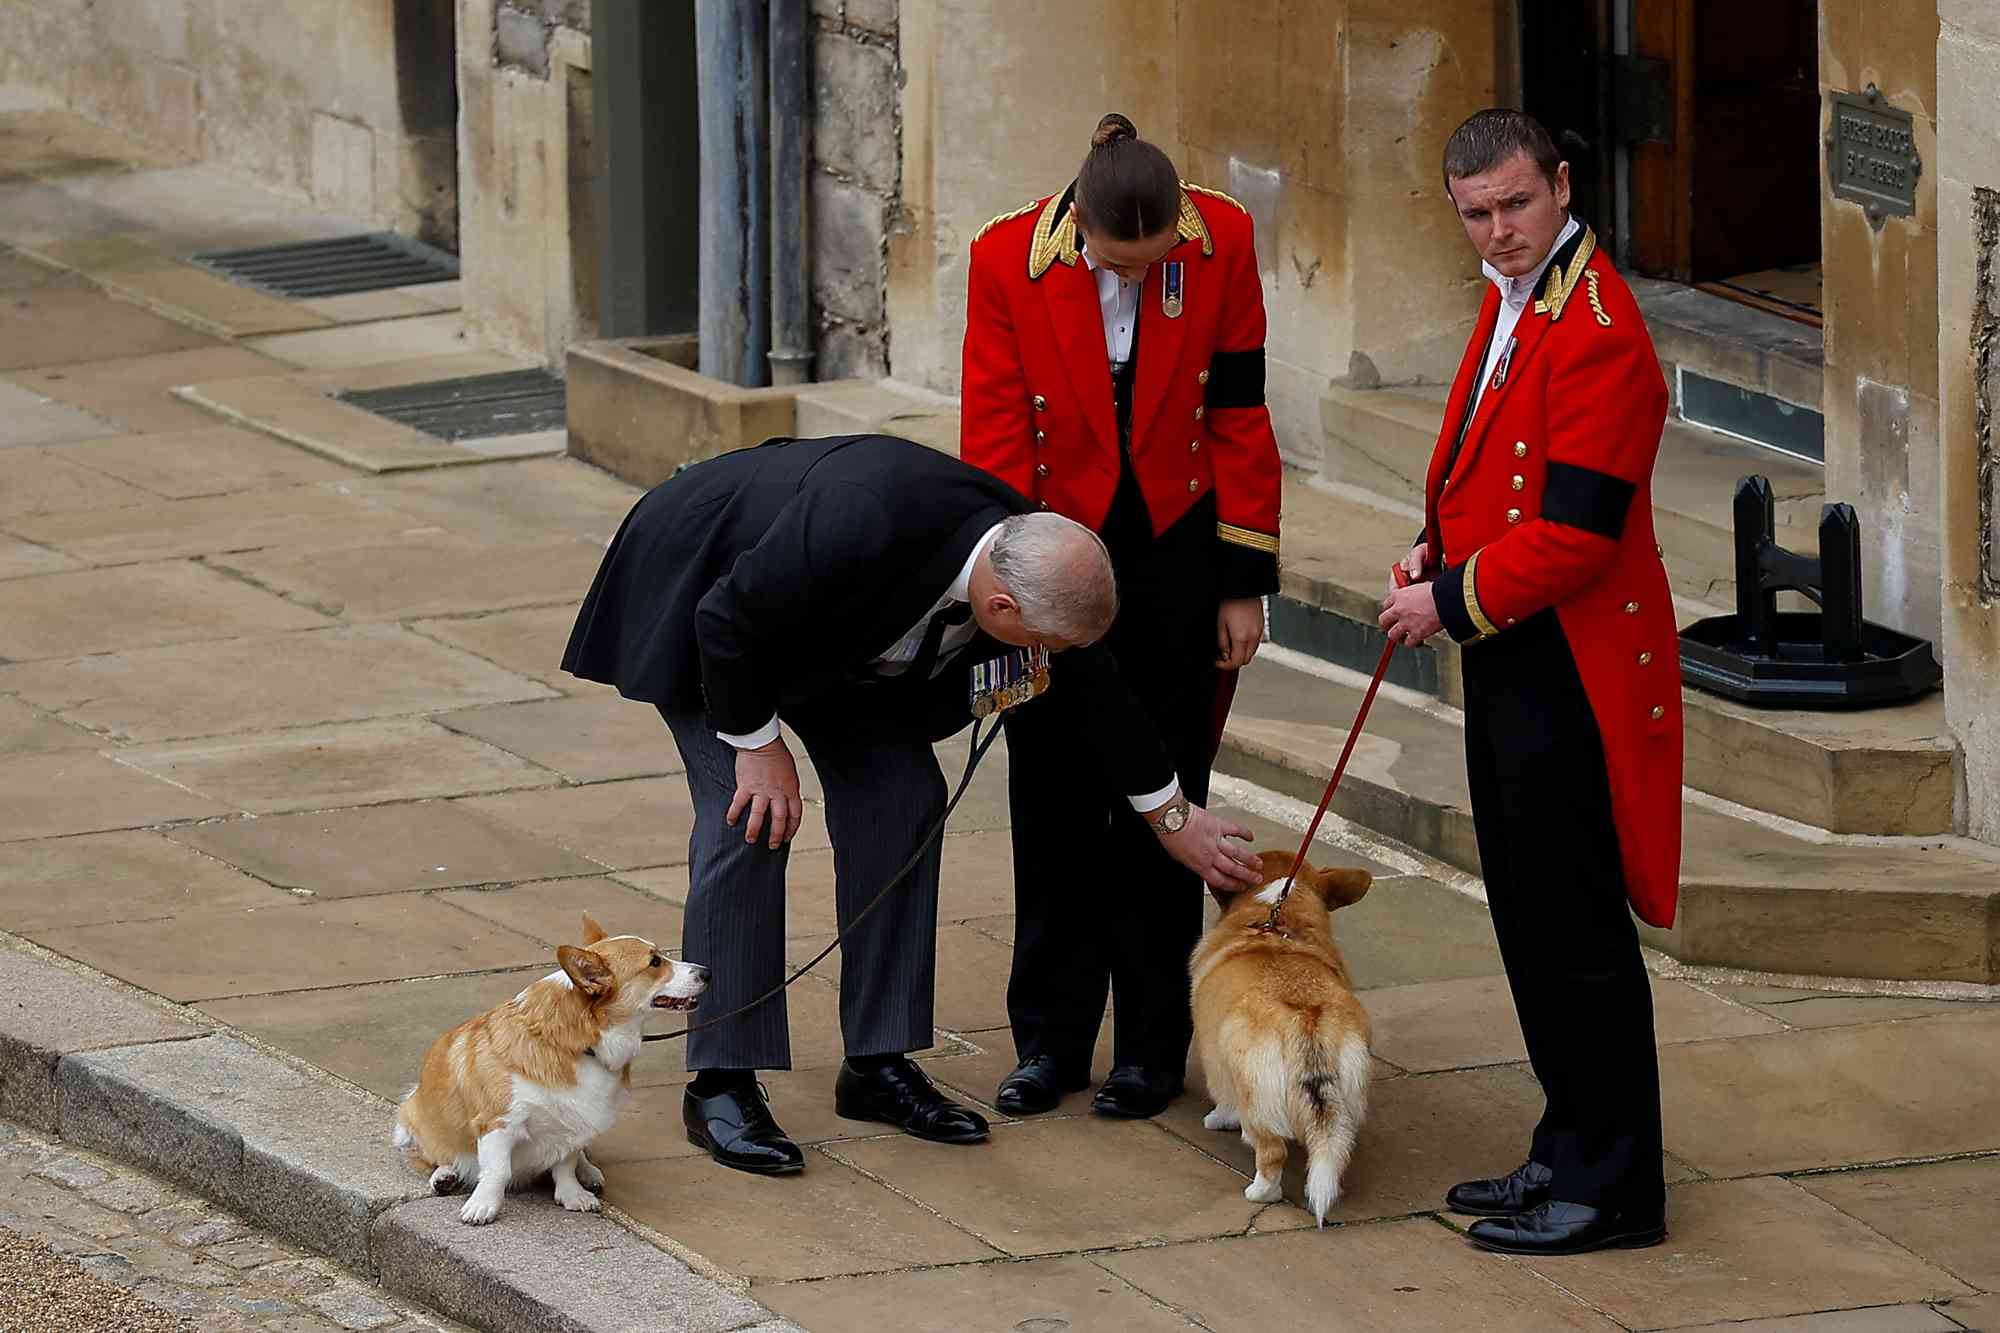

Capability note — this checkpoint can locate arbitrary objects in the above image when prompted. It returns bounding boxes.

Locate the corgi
[1191,851,1373,1226]
[392,912,709,1225]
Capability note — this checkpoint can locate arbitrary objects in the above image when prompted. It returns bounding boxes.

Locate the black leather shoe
[1090,1065,1183,1119]
[683,1083,805,1175]
[995,1056,1091,1115]
[835,1058,990,1144]
[1467,1200,1666,1255]
[1445,1159,1554,1217]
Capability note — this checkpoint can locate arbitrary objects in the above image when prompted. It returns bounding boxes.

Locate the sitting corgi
[1191,851,1373,1226]
[393,912,708,1225]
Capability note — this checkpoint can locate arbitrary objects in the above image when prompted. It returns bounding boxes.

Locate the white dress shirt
[1471,213,1579,418]
[1082,243,1139,366]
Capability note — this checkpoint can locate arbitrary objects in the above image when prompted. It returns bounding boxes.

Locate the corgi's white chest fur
[508,1049,629,1175]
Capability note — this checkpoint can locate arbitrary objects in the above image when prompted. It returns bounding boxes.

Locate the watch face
[1163,804,1188,832]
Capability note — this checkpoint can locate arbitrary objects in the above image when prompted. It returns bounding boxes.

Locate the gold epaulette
[1181,181,1247,214]
[974,199,1039,244]
[1534,225,1596,322]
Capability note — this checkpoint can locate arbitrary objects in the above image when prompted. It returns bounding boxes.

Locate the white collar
[950,524,1004,604]
[1482,214,1580,309]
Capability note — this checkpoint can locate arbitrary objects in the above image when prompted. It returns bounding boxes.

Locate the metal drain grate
[336,369,566,441]
[191,232,459,299]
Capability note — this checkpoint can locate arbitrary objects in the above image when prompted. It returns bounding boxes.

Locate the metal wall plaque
[1828,85,1920,223]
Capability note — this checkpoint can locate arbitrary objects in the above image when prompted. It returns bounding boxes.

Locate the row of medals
[971,646,1052,718]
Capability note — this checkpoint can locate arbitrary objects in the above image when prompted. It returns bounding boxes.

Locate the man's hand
[1216,597,1265,670]
[1379,581,1444,647]
[1154,803,1263,889]
[728,736,803,849]
[1396,542,1432,590]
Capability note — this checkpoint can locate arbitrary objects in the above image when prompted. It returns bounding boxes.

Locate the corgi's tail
[391,1084,418,1151]
[1298,1032,1370,1227]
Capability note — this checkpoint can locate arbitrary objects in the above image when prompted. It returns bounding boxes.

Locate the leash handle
[642,715,1003,1044]
[1258,564,1409,933]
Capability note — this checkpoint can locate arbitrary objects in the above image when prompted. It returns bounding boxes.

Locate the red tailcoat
[959,181,1282,598]
[1425,224,1683,928]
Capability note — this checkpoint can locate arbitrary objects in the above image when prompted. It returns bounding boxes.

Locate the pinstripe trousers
[660,685,948,1071]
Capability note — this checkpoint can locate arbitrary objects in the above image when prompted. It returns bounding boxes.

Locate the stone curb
[0,940,803,1331]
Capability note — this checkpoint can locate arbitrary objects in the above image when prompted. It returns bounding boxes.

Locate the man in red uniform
[1379,109,1682,1256]
[961,115,1281,1118]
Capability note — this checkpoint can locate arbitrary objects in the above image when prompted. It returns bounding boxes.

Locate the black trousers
[1461,610,1664,1212]
[1003,478,1221,1076]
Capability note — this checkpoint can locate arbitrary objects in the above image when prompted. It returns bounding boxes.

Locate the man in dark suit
[564,434,1262,1175]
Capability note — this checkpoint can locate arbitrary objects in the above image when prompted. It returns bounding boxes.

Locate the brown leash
[1254,566,1409,934]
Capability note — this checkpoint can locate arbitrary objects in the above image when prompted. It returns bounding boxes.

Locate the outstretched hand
[1157,804,1263,890]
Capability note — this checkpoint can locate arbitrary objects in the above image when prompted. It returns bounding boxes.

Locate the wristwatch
[1150,794,1191,835]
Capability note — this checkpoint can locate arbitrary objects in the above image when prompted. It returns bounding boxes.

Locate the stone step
[1272,471,1957,836]
[1216,652,2000,985]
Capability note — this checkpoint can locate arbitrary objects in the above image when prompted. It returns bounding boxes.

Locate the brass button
[1197,368,1210,385]
[1035,463,1050,477]
[1188,478,1200,493]
[1624,601,1639,614]
[1506,617,1518,625]
[1510,475,1525,491]
[1032,395,1047,412]
[1189,439,1201,453]
[1037,500,1050,510]
[1035,429,1046,444]
[1650,705,1665,721]
[1513,441,1528,458]
[1505,507,1522,524]
[1656,542,1664,557]
[1638,650,1653,665]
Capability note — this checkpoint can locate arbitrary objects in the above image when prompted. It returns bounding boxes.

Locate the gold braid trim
[1584,268,1613,326]
[1027,193,1080,280]
[1182,181,1247,213]
[1216,521,1279,555]
[974,199,1039,244]
[1462,549,1501,640]
[1174,190,1215,257]
[1533,225,1597,321]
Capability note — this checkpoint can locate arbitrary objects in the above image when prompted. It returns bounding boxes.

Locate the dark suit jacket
[563,434,1174,796]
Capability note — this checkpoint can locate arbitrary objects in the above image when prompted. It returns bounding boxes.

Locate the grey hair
[988,512,1119,643]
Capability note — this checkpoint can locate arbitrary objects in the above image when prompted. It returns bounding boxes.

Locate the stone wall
[0,0,459,249]
[1938,0,2000,844]
[1819,1,1943,643]
[811,1,901,379]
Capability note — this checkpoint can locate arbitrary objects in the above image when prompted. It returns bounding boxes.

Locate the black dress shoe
[683,1083,805,1175]
[1089,1065,1183,1119]
[995,1056,1091,1115]
[1467,1200,1666,1255]
[835,1058,990,1144]
[1444,1159,1554,1217]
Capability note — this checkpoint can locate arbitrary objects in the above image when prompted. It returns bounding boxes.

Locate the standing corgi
[393,912,709,1225]
[1191,851,1373,1226]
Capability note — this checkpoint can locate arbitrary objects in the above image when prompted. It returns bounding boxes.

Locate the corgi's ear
[579,911,607,945]
[557,945,614,999]
[1309,867,1373,909]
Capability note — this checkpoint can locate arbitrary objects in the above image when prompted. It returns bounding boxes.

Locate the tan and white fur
[1192,851,1373,1226]
[392,913,708,1225]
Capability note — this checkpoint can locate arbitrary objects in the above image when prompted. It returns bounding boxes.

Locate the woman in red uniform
[961,114,1282,1118]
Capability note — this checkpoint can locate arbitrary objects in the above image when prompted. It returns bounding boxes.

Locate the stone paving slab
[57,1035,426,1274]
[0,694,97,754]
[51,424,356,498]
[116,718,557,813]
[215,534,610,622]
[0,248,58,288]
[0,107,182,181]
[348,457,640,540]
[1096,1221,1621,1332]
[0,530,80,578]
[1661,1307,1963,1333]
[0,444,156,513]
[0,559,331,660]
[2,482,424,566]
[0,274,220,369]
[0,624,555,743]
[436,879,684,953]
[1796,1157,2000,1291]
[758,1254,1205,1333]
[408,605,588,691]
[176,374,484,474]
[1660,1012,2000,1176]
[0,749,226,841]
[0,944,206,1130]
[244,315,471,373]
[32,895,551,1002]
[0,829,294,932]
[166,800,600,898]
[436,692,686,784]
[373,1194,792,1333]
[1716,985,1993,1030]
[87,256,335,339]
[1514,1176,1971,1329]
[0,377,121,445]
[4,345,290,433]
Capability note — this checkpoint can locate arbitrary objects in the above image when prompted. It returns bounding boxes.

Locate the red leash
[1255,566,1409,933]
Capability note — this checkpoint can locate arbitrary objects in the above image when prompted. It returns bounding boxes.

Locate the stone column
[1937,0,2000,843]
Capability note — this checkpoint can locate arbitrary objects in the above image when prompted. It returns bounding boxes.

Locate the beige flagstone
[0,560,330,661]
[0,829,292,931]
[0,750,224,842]
[49,424,354,498]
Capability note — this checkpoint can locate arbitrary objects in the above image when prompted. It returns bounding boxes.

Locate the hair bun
[1091,113,1138,149]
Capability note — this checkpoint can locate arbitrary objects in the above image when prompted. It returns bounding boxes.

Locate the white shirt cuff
[716,715,782,750]
[1128,778,1182,814]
